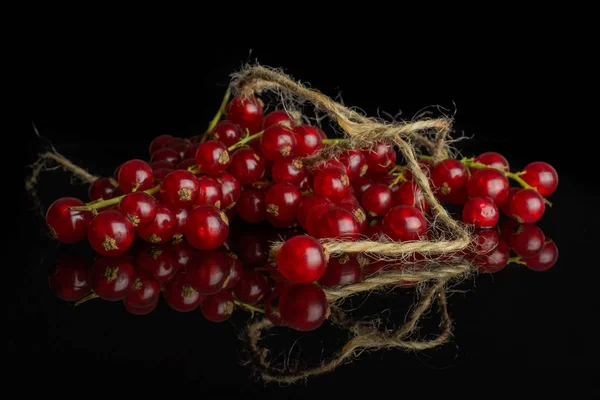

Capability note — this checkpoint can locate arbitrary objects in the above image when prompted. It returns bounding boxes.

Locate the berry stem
[234,300,265,316]
[227,129,264,152]
[417,155,435,162]
[69,185,161,211]
[200,87,231,143]
[322,138,346,144]
[73,292,99,307]
[508,256,527,266]
[388,169,407,188]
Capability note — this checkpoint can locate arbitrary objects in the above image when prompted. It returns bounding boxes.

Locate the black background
[16,35,598,393]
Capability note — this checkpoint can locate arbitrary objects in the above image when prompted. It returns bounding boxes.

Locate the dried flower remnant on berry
[104,266,119,283]
[102,236,118,251]
[148,234,162,243]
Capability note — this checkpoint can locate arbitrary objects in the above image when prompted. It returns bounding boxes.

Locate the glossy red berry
[265,183,301,221]
[226,95,264,133]
[298,171,313,192]
[470,229,500,255]
[293,125,323,156]
[499,187,519,216]
[194,175,223,208]
[48,258,89,301]
[200,290,235,322]
[430,159,468,201]
[339,149,368,181]
[462,196,499,228]
[339,193,359,205]
[260,125,297,161]
[176,158,197,171]
[234,269,269,304]
[352,176,373,199]
[271,158,306,186]
[474,240,510,273]
[266,214,297,228]
[163,272,203,312]
[474,152,510,171]
[507,223,545,258]
[235,189,266,223]
[184,205,229,250]
[311,159,346,174]
[297,194,333,233]
[125,269,160,308]
[509,189,545,223]
[337,202,367,233]
[313,167,351,202]
[184,250,230,295]
[124,297,159,315]
[523,240,558,271]
[149,134,173,155]
[151,160,177,171]
[153,168,174,182]
[88,210,134,256]
[184,144,200,160]
[160,170,200,209]
[279,283,327,331]
[229,148,266,185]
[223,254,243,289]
[194,140,231,176]
[163,138,190,160]
[262,110,294,130]
[46,197,93,243]
[361,183,393,217]
[467,168,510,204]
[136,204,177,244]
[151,147,180,165]
[317,208,361,240]
[118,159,154,193]
[520,162,558,197]
[382,206,427,242]
[363,141,396,172]
[391,182,430,212]
[89,256,136,301]
[136,244,179,284]
[119,192,157,228]
[277,235,328,284]
[211,121,244,147]
[88,178,117,201]
[318,256,361,288]
[215,172,241,209]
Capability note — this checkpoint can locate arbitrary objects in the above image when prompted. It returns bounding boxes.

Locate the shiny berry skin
[229,148,266,185]
[391,181,430,212]
[235,189,266,223]
[125,269,160,308]
[151,147,180,165]
[298,171,313,192]
[382,206,427,242]
[194,140,231,176]
[118,159,154,193]
[124,297,159,315]
[353,176,373,199]
[277,235,328,284]
[271,158,305,186]
[223,254,243,289]
[89,256,136,301]
[260,125,297,161]
[313,167,351,202]
[509,189,545,223]
[470,229,500,255]
[474,152,510,171]
[184,144,200,160]
[211,121,244,147]
[46,197,93,243]
[279,283,327,331]
[311,159,346,174]
[172,240,195,270]
[184,205,229,250]
[88,178,117,201]
[338,202,367,233]
[467,168,509,204]
[163,272,203,312]
[507,223,545,258]
[215,172,241,209]
[234,269,269,304]
[164,138,190,160]
[201,290,235,322]
[297,194,333,233]
[265,183,301,221]
[136,205,177,244]
[151,160,177,171]
[523,240,558,271]
[153,168,174,182]
[173,208,188,239]
[176,158,197,171]
[339,149,368,180]
[262,110,294,130]
[499,187,519,216]
[462,196,499,228]
[160,170,200,209]
[317,208,361,240]
[226,95,264,133]
[520,162,558,197]
[363,141,396,172]
[339,193,359,205]
[184,250,230,295]
[475,240,510,273]
[136,244,179,284]
[149,134,173,155]
[48,258,89,301]
[293,125,323,156]
[194,175,223,208]
[266,214,297,228]
[318,256,361,288]
[361,183,393,217]
[119,192,157,228]
[88,210,134,256]
[430,159,468,200]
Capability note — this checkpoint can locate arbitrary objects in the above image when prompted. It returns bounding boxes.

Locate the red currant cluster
[44,89,559,332]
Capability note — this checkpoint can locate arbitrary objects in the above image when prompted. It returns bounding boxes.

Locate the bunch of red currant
[44,90,559,332]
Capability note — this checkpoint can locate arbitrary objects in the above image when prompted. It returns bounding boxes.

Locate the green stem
[388,171,407,188]
[227,130,264,152]
[322,138,347,145]
[461,158,538,190]
[70,185,161,211]
[417,155,434,162]
[234,300,265,316]
[200,87,231,143]
[508,256,527,266]
[74,292,99,307]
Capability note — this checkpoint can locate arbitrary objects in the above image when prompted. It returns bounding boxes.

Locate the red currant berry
[382,206,427,242]
[352,176,373,199]
[215,172,241,209]
[361,183,393,217]
[339,149,368,181]
[298,171,313,192]
[317,208,361,240]
[272,158,306,186]
[363,218,385,241]
[124,297,159,315]
[184,143,200,160]
[125,269,160,308]
[160,170,200,209]
[184,205,229,250]
[149,134,173,155]
[368,171,396,186]
[474,152,509,171]
[499,187,519,216]
[173,207,189,239]
[523,240,558,271]
[194,175,223,208]
[507,223,545,258]
[163,272,203,312]
[119,192,157,228]
[46,197,93,243]
[48,258,89,301]
[311,159,346,174]
[194,140,231,176]
[337,202,367,233]
[173,240,195,270]
[279,283,327,331]
[391,181,430,212]
[265,183,301,221]
[234,269,269,304]
[223,254,243,289]
[297,194,333,232]
[211,121,244,147]
[200,290,235,322]
[151,160,177,170]
[136,244,179,284]
[237,229,269,266]
[467,168,510,204]
[470,229,500,255]
[293,125,323,156]
[184,250,230,295]
[264,289,286,326]
[151,147,180,165]
[363,141,396,172]
[229,148,266,185]
[462,196,499,228]
[163,138,189,160]
[88,178,117,201]
[260,125,297,161]
[318,255,361,288]
[430,159,468,201]
[88,210,134,256]
[474,240,510,273]
[277,235,328,284]
[313,167,351,202]
[89,256,136,301]
[262,110,294,130]
[235,189,266,223]
[404,160,432,181]
[118,159,154,193]
[136,204,177,244]
[520,162,558,197]
[339,193,359,205]
[226,95,264,133]
[266,214,297,228]
[176,158,197,171]
[509,189,545,223]
[153,168,174,183]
